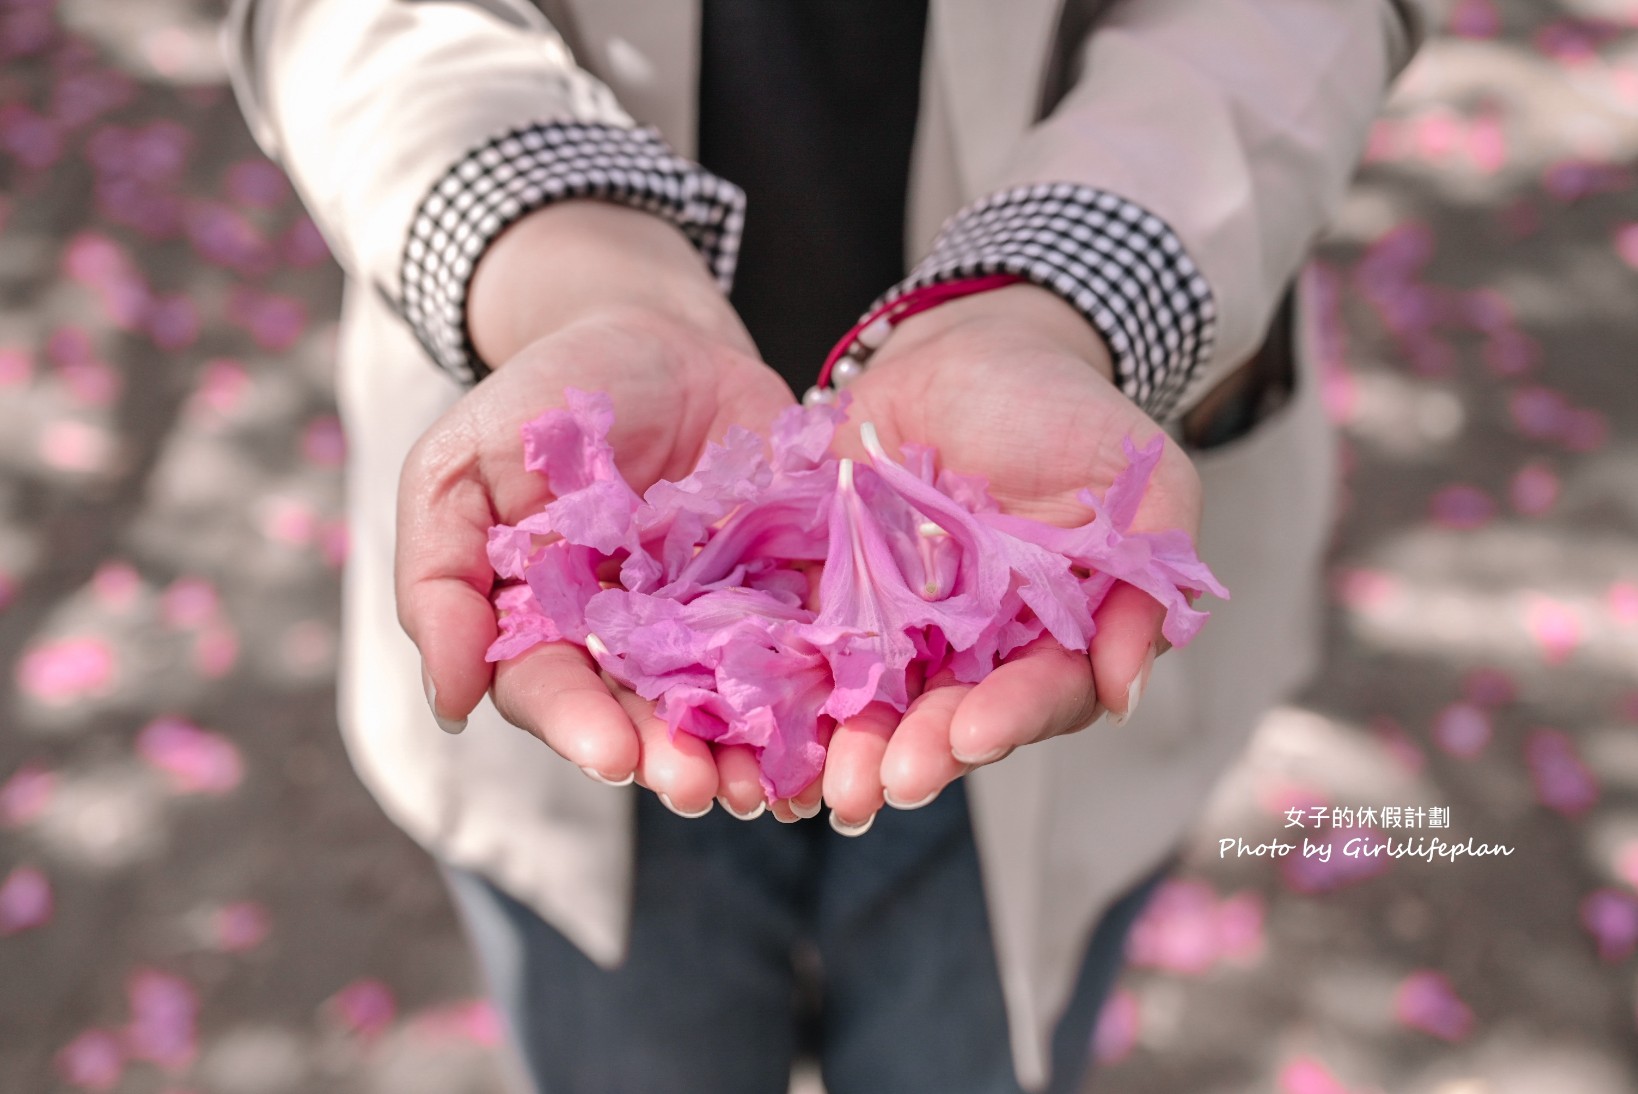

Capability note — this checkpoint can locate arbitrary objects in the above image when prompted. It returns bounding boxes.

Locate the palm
[460,311,795,523]
[839,327,1197,531]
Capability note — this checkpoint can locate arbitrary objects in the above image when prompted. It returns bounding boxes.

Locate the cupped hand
[395,201,792,820]
[819,284,1205,831]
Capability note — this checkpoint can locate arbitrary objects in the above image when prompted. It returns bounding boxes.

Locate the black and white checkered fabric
[885,183,1215,421]
[400,122,746,382]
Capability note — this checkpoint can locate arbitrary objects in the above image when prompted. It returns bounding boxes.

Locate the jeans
[444,780,1164,1094]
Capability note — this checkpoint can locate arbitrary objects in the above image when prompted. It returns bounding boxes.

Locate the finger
[771,770,825,824]
[822,703,899,835]
[714,745,768,821]
[492,642,641,781]
[610,688,719,817]
[879,680,971,811]
[396,445,502,731]
[949,638,1102,764]
[1089,581,1164,725]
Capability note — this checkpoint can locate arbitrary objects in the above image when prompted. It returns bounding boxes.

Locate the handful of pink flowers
[485,389,1225,800]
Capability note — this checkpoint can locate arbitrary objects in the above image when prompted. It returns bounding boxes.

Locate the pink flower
[483,392,1223,795]
[975,435,1227,647]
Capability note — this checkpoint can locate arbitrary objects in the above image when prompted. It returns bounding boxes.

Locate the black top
[697,0,929,393]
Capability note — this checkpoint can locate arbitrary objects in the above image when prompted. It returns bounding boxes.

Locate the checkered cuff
[887,183,1216,421]
[400,121,746,383]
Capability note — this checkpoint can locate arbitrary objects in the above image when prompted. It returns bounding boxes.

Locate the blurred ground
[1,1,1635,1092]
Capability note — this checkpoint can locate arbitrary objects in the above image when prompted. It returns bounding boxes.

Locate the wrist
[876,283,1115,382]
[467,200,752,367]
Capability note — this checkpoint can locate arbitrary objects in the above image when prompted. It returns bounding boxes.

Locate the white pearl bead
[802,385,837,407]
[857,316,894,350]
[831,356,866,387]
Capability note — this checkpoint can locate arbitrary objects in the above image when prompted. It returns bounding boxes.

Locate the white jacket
[225,0,1430,1086]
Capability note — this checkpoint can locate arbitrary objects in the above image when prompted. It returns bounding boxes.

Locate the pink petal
[1579,888,1638,962]
[1524,596,1581,663]
[1614,840,1638,891]
[1525,728,1598,815]
[1393,970,1473,1041]
[17,636,116,703]
[0,864,54,934]
[1429,484,1495,530]
[1091,988,1140,1065]
[135,717,244,795]
[328,978,397,1040]
[224,158,289,210]
[1509,462,1559,516]
[193,625,240,679]
[1127,880,1221,976]
[1432,702,1491,759]
[405,999,504,1048]
[124,969,200,1070]
[1371,717,1426,776]
[1281,827,1393,894]
[147,295,201,351]
[512,543,602,652]
[0,344,32,386]
[1508,386,1570,440]
[1616,223,1638,271]
[1462,666,1517,707]
[1279,1056,1357,1094]
[1216,890,1266,963]
[161,577,220,629]
[212,901,271,953]
[1610,582,1638,627]
[0,762,56,826]
[1448,0,1500,38]
[301,415,346,467]
[281,215,331,267]
[92,562,143,611]
[55,1030,124,1092]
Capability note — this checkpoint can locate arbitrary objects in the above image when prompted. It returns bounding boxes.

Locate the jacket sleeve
[222,0,742,381]
[1002,0,1434,406]
[883,0,1434,421]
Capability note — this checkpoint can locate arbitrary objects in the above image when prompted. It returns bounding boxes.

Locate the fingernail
[883,787,940,811]
[791,797,822,820]
[580,765,635,788]
[951,745,1007,766]
[659,793,713,819]
[422,662,466,735]
[720,797,767,822]
[1113,647,1157,727]
[829,810,875,837]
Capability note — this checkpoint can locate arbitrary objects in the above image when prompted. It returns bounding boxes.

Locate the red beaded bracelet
[803,273,1025,406]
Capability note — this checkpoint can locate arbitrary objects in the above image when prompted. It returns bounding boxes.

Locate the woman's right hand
[394,201,795,820]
